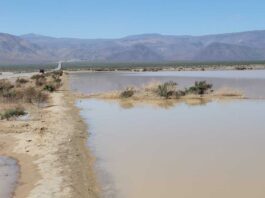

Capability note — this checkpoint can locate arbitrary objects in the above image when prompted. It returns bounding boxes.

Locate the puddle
[0,156,19,198]
[16,113,30,121]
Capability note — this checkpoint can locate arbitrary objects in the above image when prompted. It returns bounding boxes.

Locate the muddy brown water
[71,71,265,198]
[0,156,19,198]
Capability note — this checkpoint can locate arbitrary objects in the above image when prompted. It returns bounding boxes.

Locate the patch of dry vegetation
[0,70,63,119]
[214,87,243,97]
[91,80,244,102]
[120,87,135,98]
[0,106,26,120]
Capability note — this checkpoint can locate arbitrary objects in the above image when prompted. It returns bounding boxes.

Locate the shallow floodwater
[70,70,265,98]
[77,99,265,198]
[0,156,19,198]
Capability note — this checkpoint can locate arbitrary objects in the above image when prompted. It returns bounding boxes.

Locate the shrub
[186,81,213,95]
[31,74,44,80]
[0,79,14,95]
[23,87,49,103]
[43,84,56,92]
[175,90,186,98]
[53,77,62,84]
[35,76,47,87]
[53,70,63,77]
[51,76,62,89]
[235,66,246,70]
[157,81,177,98]
[45,70,63,78]
[1,89,17,101]
[16,78,28,84]
[120,88,135,98]
[0,107,26,120]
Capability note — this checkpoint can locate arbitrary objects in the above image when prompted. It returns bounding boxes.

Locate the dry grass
[0,106,26,120]
[214,87,244,97]
[89,81,244,102]
[0,71,63,105]
[143,81,161,92]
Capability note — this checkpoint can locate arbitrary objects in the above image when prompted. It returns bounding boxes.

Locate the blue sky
[1,0,265,38]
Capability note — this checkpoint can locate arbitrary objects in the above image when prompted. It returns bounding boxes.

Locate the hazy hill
[1,30,265,64]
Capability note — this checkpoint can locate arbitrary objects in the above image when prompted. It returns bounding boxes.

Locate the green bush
[120,88,135,98]
[157,81,177,98]
[0,107,26,120]
[186,81,213,95]
[43,84,56,92]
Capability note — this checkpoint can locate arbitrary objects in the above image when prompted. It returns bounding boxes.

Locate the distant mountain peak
[21,33,55,39]
[1,30,265,64]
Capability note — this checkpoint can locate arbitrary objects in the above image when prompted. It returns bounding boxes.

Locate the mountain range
[1,30,265,64]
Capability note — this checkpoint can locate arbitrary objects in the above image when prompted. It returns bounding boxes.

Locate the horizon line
[1,28,264,40]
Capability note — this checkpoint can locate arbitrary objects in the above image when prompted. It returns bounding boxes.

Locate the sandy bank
[0,75,99,198]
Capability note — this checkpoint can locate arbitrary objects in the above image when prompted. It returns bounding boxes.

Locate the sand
[0,75,100,198]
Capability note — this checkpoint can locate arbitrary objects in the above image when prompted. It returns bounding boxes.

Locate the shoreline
[64,64,265,73]
[0,74,100,198]
[1,64,265,76]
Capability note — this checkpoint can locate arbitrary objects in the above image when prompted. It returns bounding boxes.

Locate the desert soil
[0,75,100,198]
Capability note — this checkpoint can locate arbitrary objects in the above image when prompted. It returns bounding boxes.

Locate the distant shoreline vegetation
[1,60,265,72]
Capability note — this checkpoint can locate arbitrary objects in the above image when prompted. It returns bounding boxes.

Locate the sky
[1,0,265,38]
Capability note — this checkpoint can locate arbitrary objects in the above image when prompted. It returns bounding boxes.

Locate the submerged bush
[0,107,26,120]
[157,81,177,98]
[186,81,213,95]
[120,87,135,98]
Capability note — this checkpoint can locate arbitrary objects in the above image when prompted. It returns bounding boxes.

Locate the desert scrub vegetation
[111,80,214,100]
[185,81,213,95]
[92,80,243,101]
[154,81,212,98]
[35,75,47,87]
[156,81,178,98]
[23,87,49,103]
[0,70,63,105]
[0,106,26,120]
[120,87,135,98]
[43,84,56,92]
[32,71,63,90]
[0,83,49,104]
[16,78,29,86]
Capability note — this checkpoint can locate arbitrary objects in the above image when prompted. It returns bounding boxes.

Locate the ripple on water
[0,156,19,198]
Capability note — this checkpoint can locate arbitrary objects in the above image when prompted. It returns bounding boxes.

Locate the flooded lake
[0,156,19,198]
[71,70,265,198]
[70,70,265,98]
